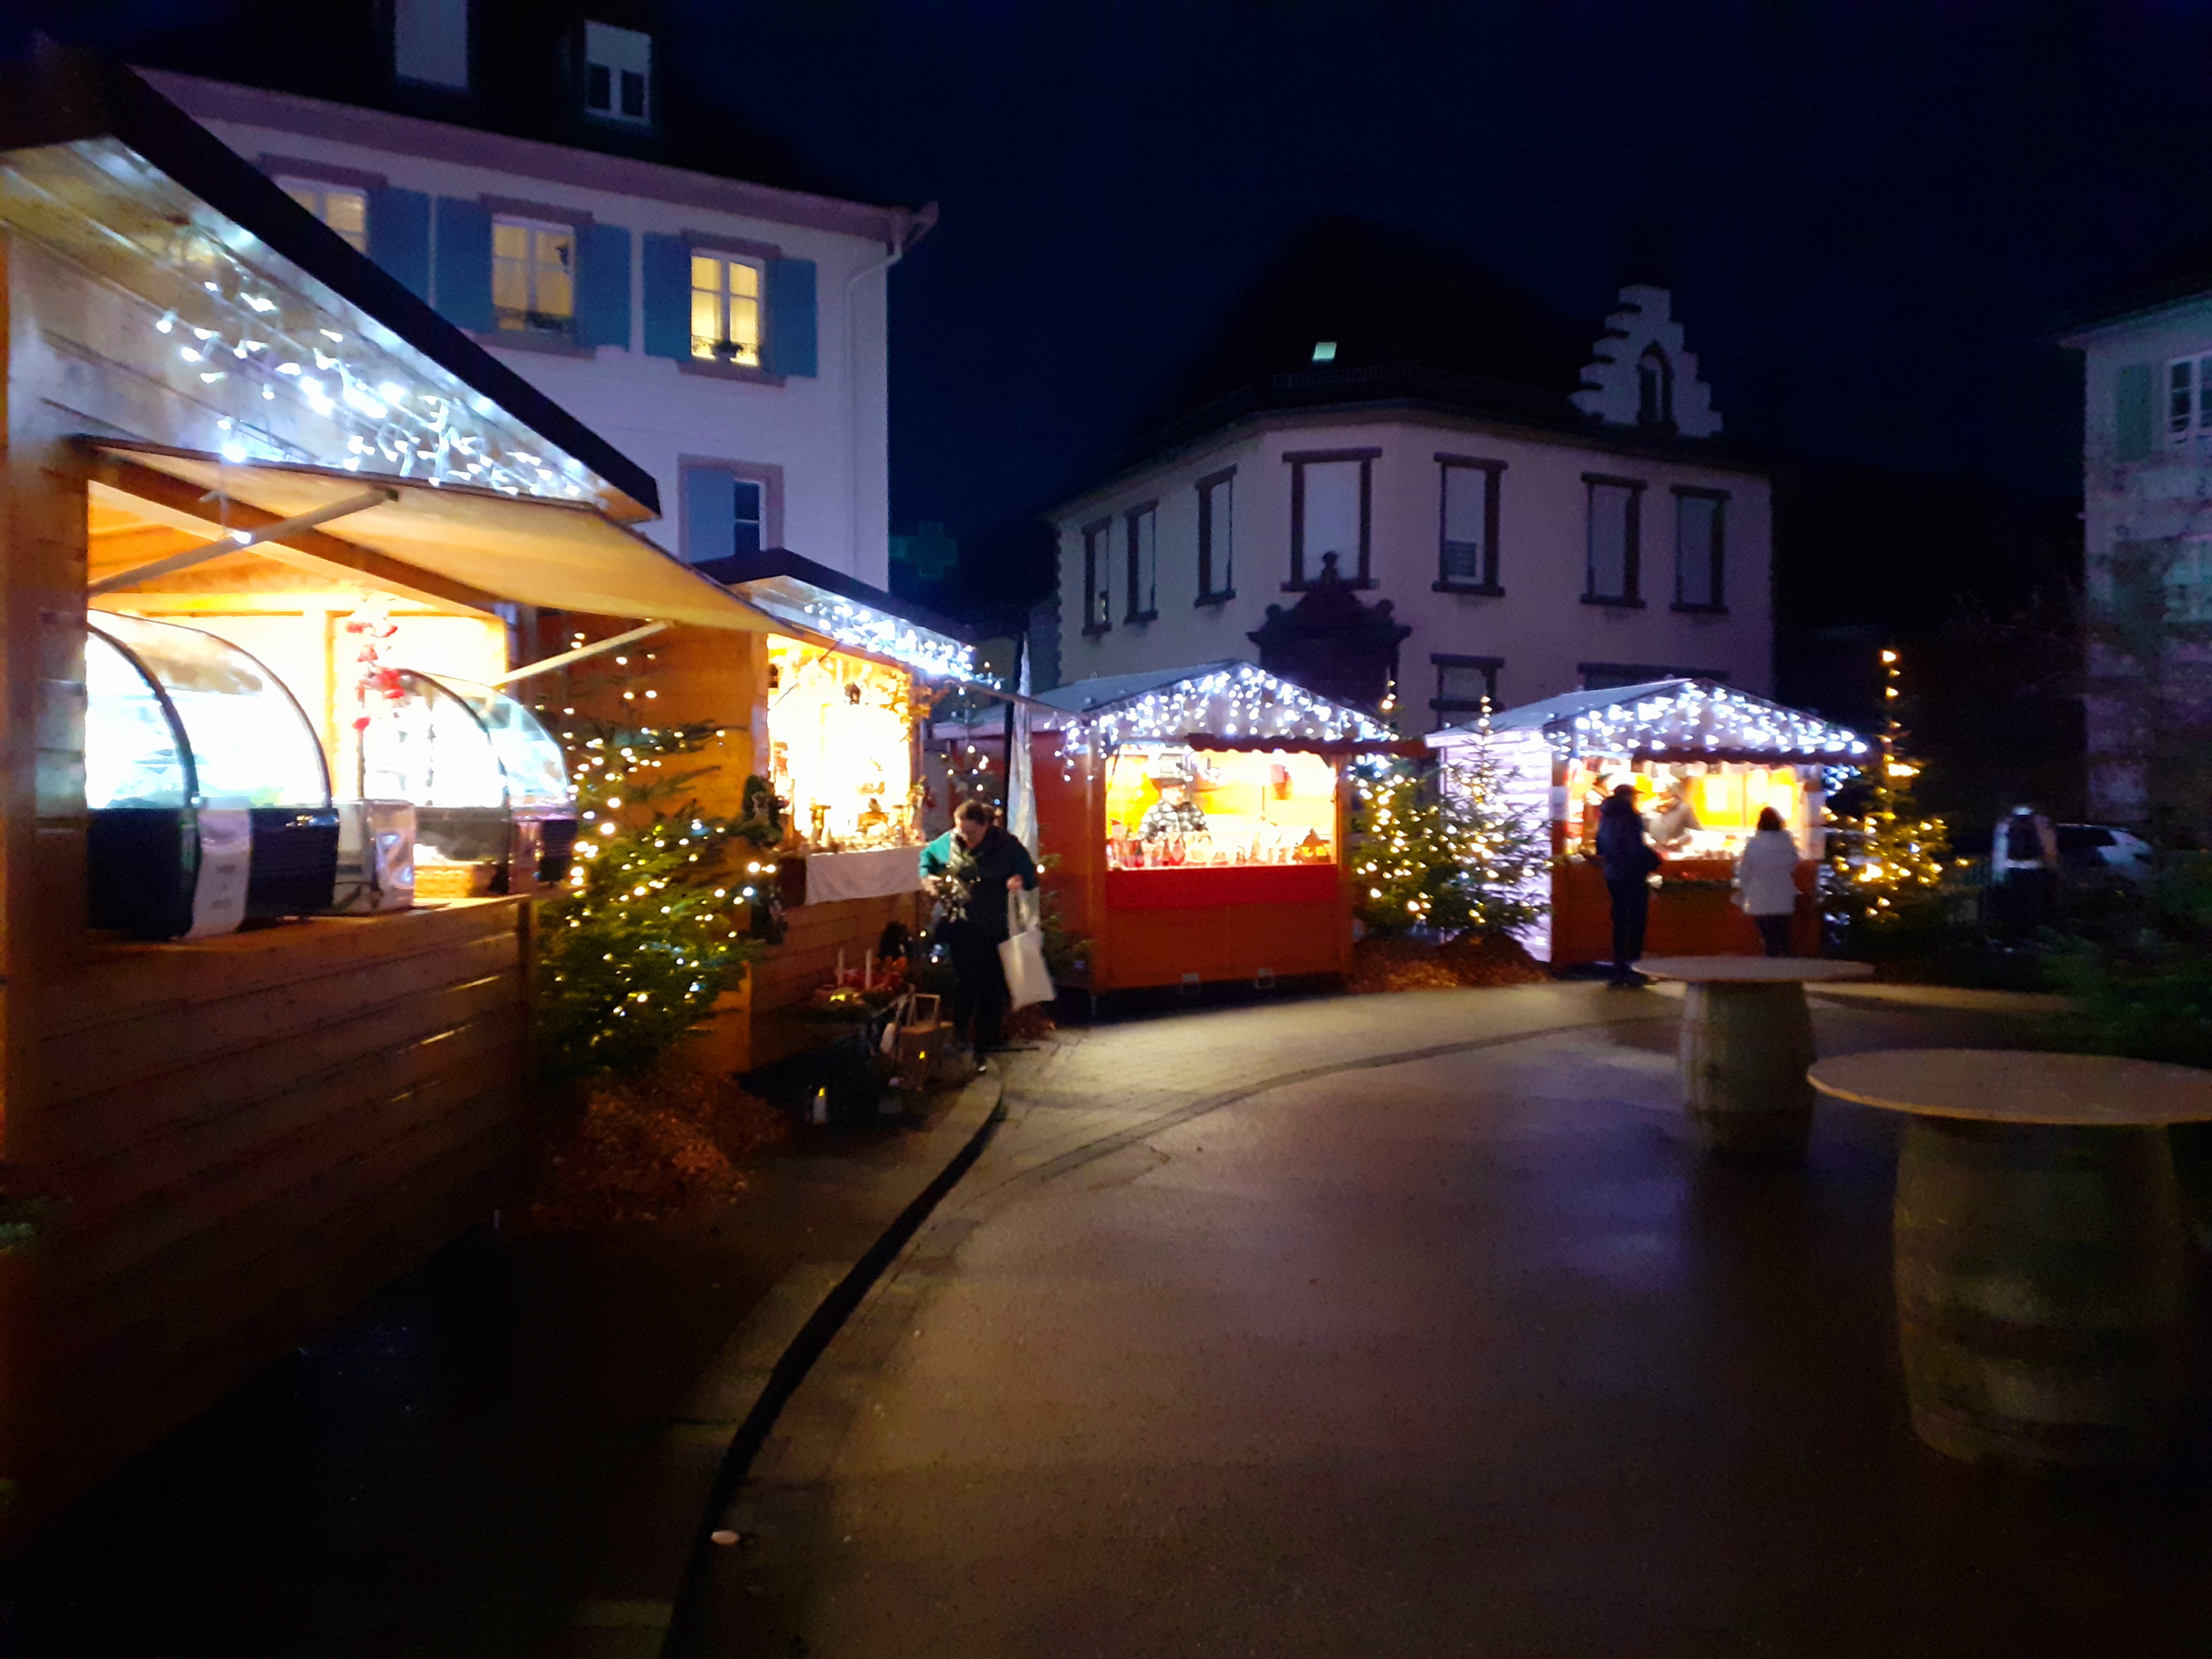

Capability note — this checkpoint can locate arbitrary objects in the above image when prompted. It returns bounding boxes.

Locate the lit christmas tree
[535,715,773,1083]
[1351,703,1548,939]
[1828,646,1950,933]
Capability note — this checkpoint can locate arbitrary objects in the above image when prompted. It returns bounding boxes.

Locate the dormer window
[394,0,469,90]
[584,22,651,123]
[1637,345,1674,427]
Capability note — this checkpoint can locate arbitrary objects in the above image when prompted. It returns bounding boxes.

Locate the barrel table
[1809,1049,2212,1469]
[1635,956,1874,1160]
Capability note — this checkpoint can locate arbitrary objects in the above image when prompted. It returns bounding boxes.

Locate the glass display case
[353,670,577,891]
[86,613,338,938]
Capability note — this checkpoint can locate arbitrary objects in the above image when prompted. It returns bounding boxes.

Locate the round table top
[1808,1049,2212,1126]
[1636,955,1876,986]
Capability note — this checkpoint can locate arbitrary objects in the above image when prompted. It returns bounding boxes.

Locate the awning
[93,443,780,633]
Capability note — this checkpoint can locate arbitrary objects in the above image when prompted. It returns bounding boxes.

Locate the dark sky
[676,2,2208,581]
[21,1,2212,602]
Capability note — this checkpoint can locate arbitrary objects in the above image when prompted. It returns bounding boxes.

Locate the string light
[1509,678,1866,763]
[2,137,610,505]
[1050,662,1396,760]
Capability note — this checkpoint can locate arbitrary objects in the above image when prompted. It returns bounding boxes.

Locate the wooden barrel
[1677,981,1816,1161]
[1894,1115,2187,1468]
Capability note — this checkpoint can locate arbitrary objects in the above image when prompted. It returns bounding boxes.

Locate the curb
[555,1072,1006,1659]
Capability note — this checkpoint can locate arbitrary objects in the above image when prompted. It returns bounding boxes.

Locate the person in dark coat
[1594,784,1660,986]
[920,799,1040,1051]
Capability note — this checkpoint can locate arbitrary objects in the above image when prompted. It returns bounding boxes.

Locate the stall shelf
[1428,679,1867,964]
[1031,662,1408,995]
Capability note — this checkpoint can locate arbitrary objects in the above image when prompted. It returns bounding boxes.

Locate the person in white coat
[1733,806,1803,956]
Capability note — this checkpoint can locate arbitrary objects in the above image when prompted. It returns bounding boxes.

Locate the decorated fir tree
[1351,704,1548,939]
[1445,703,1552,936]
[535,717,773,1083]
[1828,647,1950,934]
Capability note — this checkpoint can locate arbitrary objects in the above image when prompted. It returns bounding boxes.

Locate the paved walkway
[0,1077,1000,1659]
[675,982,2212,1658]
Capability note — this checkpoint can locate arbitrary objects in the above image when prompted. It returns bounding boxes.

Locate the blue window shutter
[575,222,632,349]
[642,233,691,360]
[2116,362,2154,462]
[766,258,817,377]
[432,197,493,332]
[684,466,736,563]
[366,187,431,300]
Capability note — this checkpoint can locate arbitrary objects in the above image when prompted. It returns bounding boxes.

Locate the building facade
[141,28,929,588]
[1046,286,1770,726]
[2063,291,2212,830]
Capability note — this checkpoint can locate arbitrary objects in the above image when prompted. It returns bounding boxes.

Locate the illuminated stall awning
[697,549,986,683]
[1436,679,1867,766]
[1036,660,1405,753]
[0,51,656,519]
[95,444,778,632]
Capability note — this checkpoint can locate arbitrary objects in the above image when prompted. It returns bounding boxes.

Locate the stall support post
[0,231,96,1537]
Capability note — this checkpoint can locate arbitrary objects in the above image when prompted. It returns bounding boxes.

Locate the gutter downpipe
[847,201,939,580]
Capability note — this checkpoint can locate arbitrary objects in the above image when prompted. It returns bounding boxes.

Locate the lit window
[279,179,369,254]
[1311,340,1337,362]
[2168,353,2212,440]
[690,253,764,366]
[492,217,576,338]
[584,22,651,123]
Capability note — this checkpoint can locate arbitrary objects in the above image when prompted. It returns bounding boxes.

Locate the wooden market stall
[1031,662,1408,994]
[580,549,990,1070]
[1428,679,1867,966]
[0,54,785,1537]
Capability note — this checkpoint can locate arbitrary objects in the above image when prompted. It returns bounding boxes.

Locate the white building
[2062,288,2212,828]
[1047,285,1771,726]
[143,25,931,588]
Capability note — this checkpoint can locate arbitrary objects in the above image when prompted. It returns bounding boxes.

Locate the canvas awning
[93,443,779,632]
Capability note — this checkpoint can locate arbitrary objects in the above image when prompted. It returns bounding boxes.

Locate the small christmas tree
[1445,702,1552,936]
[1351,704,1548,939]
[1828,646,1950,934]
[536,717,770,1084]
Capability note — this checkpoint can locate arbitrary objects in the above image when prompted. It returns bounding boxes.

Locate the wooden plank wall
[14,900,531,1533]
[747,893,922,1069]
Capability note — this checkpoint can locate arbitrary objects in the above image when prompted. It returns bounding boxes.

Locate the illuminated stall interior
[1564,758,1820,859]
[1102,745,1339,869]
[764,637,918,851]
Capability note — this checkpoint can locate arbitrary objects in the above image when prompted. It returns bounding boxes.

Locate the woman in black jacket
[919,799,1041,1050]
[1593,785,1660,987]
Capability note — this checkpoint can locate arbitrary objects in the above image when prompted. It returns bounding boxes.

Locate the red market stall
[1031,663,1410,994]
[1428,679,1866,966]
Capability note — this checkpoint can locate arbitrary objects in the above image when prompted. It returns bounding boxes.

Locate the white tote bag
[998,889,1054,1010]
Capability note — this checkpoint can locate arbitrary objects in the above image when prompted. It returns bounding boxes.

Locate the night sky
[22,2,2212,610]
[678,3,2207,590]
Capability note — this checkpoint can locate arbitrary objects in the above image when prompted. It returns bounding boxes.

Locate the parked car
[2055,822,2154,879]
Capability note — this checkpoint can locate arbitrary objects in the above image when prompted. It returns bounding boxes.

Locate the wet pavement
[682,990,2212,1658]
